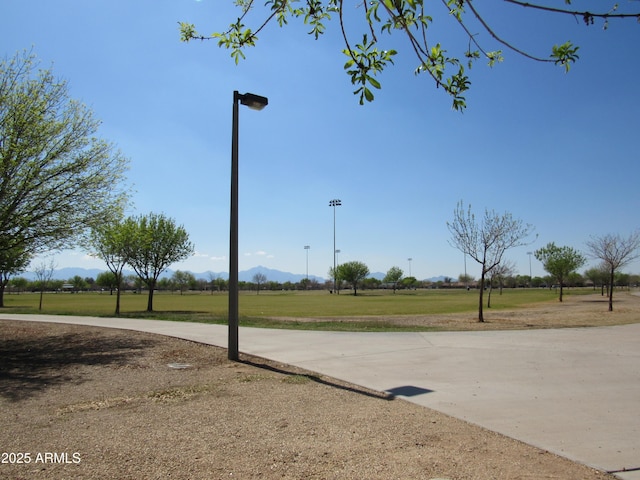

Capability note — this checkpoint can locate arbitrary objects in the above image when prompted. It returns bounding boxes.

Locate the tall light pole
[329,199,341,293]
[335,249,341,293]
[229,90,268,361]
[304,245,310,281]
[527,251,533,288]
[408,258,412,278]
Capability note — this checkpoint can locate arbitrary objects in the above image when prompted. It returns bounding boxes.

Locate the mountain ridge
[21,266,452,284]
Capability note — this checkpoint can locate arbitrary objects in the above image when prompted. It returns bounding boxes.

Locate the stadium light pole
[335,249,341,293]
[527,251,533,288]
[329,199,341,293]
[304,245,310,281]
[229,90,268,361]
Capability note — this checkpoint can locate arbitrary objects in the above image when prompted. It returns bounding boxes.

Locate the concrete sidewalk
[2,313,639,479]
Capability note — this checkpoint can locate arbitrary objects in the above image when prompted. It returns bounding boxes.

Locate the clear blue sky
[3,0,639,280]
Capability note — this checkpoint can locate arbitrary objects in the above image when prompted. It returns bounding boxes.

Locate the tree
[586,231,640,312]
[534,243,586,302]
[69,275,87,292]
[252,272,267,294]
[383,266,403,293]
[179,2,639,110]
[124,213,194,312]
[96,271,118,295]
[327,266,342,293]
[584,265,609,293]
[487,260,515,309]
[458,273,474,289]
[9,276,28,294]
[89,219,132,314]
[172,270,196,295]
[336,261,370,296]
[0,51,129,261]
[447,201,534,322]
[33,259,56,311]
[401,276,418,289]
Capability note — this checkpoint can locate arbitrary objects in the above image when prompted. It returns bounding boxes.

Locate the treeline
[7,269,638,296]
[4,272,329,294]
[452,271,639,290]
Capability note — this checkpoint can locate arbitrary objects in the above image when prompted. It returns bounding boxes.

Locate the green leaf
[368,77,381,89]
[364,87,374,102]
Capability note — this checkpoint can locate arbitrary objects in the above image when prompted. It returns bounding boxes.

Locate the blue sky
[3,0,639,280]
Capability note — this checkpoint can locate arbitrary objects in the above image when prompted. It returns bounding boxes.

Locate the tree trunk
[487,282,492,309]
[146,280,156,312]
[0,284,5,308]
[115,288,122,315]
[608,268,615,312]
[478,272,485,322]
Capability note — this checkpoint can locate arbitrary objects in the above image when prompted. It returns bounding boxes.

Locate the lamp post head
[235,91,268,110]
[329,199,342,207]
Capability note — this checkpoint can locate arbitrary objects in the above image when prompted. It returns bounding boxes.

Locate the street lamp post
[329,199,341,293]
[229,90,268,361]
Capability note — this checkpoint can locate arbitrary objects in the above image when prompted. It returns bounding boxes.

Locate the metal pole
[328,199,341,292]
[304,245,310,281]
[229,91,240,361]
[333,206,336,292]
[227,90,267,362]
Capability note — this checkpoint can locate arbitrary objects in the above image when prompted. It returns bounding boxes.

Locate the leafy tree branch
[179,0,638,110]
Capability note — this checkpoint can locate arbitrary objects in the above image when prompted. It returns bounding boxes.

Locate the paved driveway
[2,314,639,479]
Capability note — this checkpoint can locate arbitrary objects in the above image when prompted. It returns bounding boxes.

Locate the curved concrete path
[1,313,639,479]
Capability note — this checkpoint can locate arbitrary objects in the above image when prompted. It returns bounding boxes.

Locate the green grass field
[2,287,591,331]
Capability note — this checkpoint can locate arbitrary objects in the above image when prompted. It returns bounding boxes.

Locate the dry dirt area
[1,293,638,480]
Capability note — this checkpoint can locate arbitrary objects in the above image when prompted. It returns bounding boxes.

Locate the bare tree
[33,259,56,311]
[252,272,267,294]
[487,259,516,309]
[448,201,535,322]
[585,231,640,311]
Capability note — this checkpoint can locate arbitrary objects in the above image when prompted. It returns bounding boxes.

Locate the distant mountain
[20,265,450,284]
[372,272,455,282]
[426,275,455,283]
[238,266,325,283]
[20,266,326,283]
[21,267,106,281]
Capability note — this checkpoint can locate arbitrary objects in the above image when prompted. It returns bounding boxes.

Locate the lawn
[2,287,591,331]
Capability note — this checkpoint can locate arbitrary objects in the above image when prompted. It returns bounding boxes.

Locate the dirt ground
[1,292,638,479]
